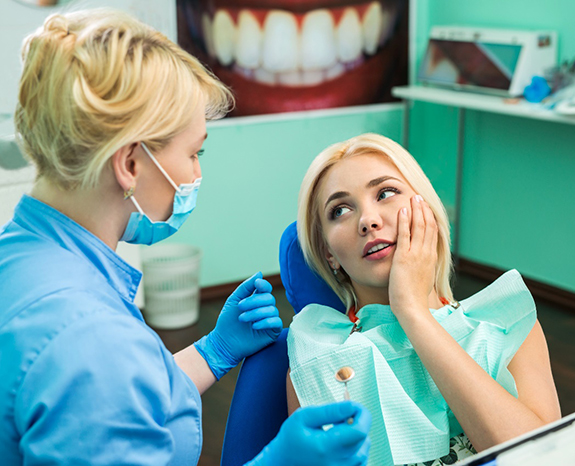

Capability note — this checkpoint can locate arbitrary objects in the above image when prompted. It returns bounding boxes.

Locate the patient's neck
[355,286,443,311]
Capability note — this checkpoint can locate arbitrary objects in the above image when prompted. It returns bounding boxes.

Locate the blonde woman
[287,133,561,466]
[0,10,371,466]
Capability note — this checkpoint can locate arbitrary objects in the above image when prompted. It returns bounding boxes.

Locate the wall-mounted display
[177,0,408,117]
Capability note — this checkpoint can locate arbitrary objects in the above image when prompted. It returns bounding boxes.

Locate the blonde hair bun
[16,8,233,190]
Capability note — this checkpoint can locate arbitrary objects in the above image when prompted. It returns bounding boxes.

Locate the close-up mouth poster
[177,0,408,117]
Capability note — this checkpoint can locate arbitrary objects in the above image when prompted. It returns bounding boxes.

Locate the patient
[286,133,561,466]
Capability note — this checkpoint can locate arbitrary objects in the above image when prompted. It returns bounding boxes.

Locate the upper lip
[362,239,395,257]
[211,0,377,12]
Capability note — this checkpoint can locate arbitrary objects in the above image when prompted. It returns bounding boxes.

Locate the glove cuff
[194,333,239,380]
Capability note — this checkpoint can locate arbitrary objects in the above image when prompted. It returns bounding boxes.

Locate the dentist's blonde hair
[297,133,454,310]
[15,8,233,190]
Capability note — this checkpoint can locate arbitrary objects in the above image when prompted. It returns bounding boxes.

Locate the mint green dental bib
[287,270,536,465]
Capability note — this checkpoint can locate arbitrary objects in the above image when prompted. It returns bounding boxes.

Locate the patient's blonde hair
[297,133,454,310]
[15,8,233,190]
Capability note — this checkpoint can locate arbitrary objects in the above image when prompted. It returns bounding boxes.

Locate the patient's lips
[182,0,407,115]
[363,239,395,260]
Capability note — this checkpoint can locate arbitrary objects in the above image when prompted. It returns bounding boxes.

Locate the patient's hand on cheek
[388,195,438,317]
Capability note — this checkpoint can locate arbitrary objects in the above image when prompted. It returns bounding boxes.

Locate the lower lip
[364,244,394,261]
[213,45,402,116]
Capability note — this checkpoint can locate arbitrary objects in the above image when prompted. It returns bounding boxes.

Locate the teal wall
[166,106,403,287]
[408,0,575,293]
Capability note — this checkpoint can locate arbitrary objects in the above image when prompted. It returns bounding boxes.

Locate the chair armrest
[221,328,290,466]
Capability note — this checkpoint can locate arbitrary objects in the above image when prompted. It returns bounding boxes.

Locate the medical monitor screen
[418,39,522,91]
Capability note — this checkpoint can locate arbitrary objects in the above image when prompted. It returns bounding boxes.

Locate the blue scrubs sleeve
[14,311,176,465]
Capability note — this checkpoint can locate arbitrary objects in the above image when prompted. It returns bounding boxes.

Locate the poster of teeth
[177,0,408,117]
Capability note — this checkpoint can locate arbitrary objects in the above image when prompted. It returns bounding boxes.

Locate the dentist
[0,9,371,466]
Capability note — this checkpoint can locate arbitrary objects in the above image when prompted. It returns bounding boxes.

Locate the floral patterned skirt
[402,433,477,466]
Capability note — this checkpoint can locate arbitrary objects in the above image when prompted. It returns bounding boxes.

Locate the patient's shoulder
[289,303,351,332]
[458,269,536,326]
[287,304,353,361]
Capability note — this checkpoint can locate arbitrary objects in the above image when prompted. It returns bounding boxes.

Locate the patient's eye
[330,205,351,220]
[378,187,399,201]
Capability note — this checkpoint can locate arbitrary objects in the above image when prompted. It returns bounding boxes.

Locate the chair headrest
[279,221,345,314]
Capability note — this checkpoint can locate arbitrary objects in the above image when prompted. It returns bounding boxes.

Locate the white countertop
[392,85,575,125]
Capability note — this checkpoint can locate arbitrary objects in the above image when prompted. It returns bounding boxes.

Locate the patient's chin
[350,272,392,301]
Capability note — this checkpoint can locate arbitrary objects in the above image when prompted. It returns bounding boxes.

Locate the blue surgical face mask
[120,142,202,245]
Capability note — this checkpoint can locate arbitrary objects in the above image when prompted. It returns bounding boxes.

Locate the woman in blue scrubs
[0,9,371,466]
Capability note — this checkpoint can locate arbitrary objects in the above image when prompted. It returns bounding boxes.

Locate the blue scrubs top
[0,195,202,465]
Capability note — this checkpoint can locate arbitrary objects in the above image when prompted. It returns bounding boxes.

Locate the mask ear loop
[123,185,145,214]
[128,196,145,215]
[141,142,181,193]
[122,183,145,216]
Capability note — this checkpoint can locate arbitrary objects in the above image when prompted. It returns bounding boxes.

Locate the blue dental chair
[220,221,345,466]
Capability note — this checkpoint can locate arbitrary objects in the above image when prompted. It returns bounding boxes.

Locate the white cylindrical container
[141,244,202,329]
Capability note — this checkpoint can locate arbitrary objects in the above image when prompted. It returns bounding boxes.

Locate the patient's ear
[324,248,340,272]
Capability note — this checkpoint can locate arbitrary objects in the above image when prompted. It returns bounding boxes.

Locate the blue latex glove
[246,401,372,466]
[194,272,282,379]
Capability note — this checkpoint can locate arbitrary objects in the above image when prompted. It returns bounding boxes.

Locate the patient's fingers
[422,201,438,253]
[396,207,410,256]
[410,195,426,250]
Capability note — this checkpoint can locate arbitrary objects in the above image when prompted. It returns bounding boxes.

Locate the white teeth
[213,10,236,66]
[367,243,390,255]
[206,3,390,87]
[236,11,262,69]
[301,69,324,86]
[202,14,216,58]
[300,9,337,70]
[337,8,362,63]
[254,68,277,85]
[326,62,345,80]
[262,11,300,72]
[363,1,384,55]
[278,70,302,87]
